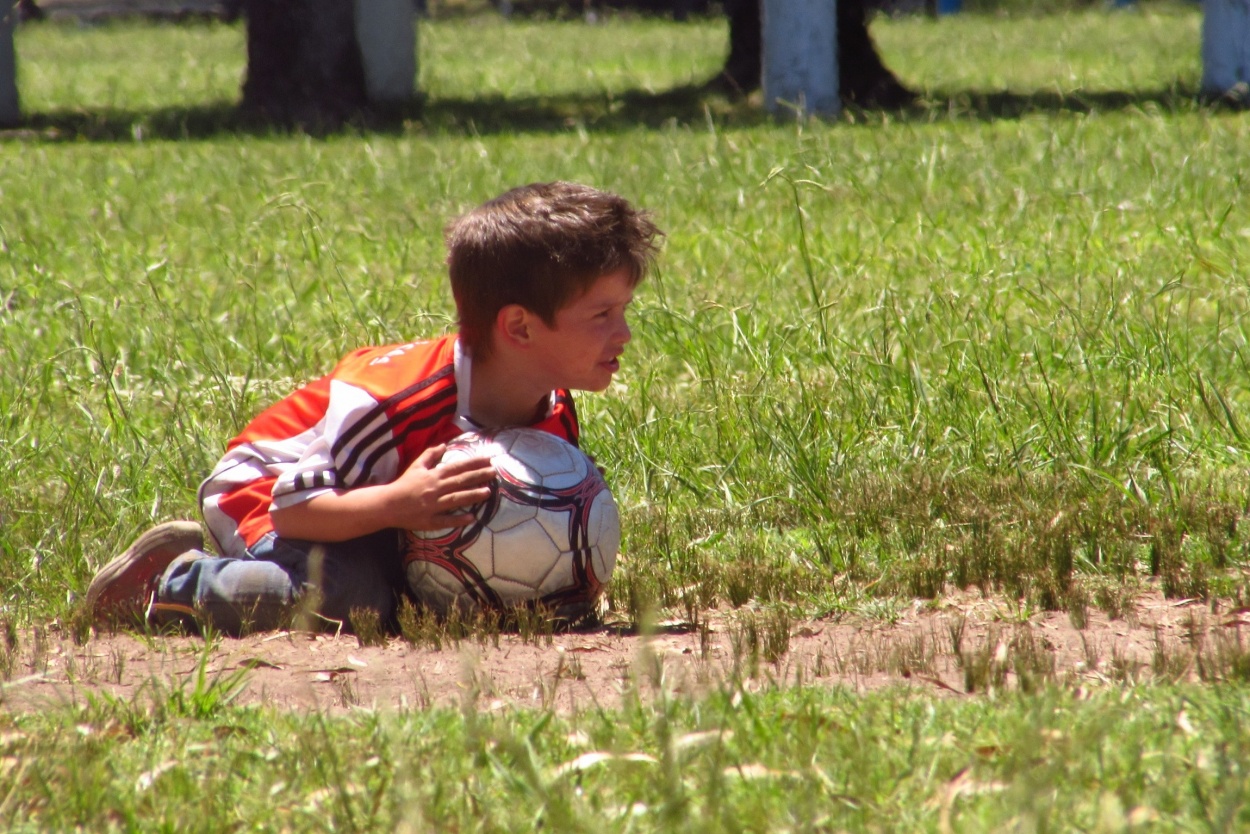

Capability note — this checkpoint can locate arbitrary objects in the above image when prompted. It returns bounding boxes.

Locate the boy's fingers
[439,454,495,473]
[437,464,495,492]
[440,486,492,509]
[414,444,447,467]
[437,460,496,487]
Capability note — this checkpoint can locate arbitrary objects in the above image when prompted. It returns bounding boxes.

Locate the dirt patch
[4,587,1248,715]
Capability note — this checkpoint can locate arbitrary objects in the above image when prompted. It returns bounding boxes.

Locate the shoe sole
[87,520,205,621]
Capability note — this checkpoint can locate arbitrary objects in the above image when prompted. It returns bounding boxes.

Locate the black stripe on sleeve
[351,395,460,485]
[332,367,456,477]
[291,470,338,493]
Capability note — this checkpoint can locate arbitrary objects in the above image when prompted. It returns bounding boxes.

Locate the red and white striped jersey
[198,335,580,556]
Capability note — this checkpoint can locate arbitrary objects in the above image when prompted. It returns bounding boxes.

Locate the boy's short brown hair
[445,182,662,359]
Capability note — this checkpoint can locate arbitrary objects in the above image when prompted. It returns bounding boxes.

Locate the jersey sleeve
[269,377,403,510]
[199,337,460,554]
[269,339,459,510]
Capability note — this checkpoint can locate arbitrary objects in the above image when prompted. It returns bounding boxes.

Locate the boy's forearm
[269,451,492,541]
[270,488,398,543]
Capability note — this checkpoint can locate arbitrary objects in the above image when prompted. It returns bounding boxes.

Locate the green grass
[3,679,1250,830]
[3,4,1250,829]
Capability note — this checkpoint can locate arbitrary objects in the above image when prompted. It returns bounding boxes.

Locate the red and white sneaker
[86,520,205,626]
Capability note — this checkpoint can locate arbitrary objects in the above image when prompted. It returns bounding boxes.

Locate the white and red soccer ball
[403,428,620,620]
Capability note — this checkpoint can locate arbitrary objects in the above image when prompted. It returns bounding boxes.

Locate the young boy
[86,181,662,635]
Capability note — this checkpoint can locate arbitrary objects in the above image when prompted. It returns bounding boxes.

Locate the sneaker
[87,520,205,626]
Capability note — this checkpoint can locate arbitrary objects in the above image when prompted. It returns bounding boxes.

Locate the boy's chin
[571,375,615,393]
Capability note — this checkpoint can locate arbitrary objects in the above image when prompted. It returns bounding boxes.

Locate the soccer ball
[403,428,620,620]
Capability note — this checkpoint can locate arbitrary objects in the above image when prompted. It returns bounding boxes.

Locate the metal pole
[1,0,18,127]
[762,0,839,118]
[1202,0,1250,101]
[354,0,417,104]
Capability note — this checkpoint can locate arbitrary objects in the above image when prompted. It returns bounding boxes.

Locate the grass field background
[3,4,1250,829]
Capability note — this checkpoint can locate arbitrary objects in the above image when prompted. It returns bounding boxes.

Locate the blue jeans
[159,529,405,636]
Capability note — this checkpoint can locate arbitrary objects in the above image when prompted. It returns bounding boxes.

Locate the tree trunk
[715,0,916,110]
[239,0,368,129]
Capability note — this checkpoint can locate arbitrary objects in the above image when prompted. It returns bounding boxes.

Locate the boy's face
[525,267,635,393]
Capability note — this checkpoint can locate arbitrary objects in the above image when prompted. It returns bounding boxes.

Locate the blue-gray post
[1202,0,1250,99]
[1,0,17,127]
[762,0,839,117]
[354,0,417,104]
[936,0,961,14]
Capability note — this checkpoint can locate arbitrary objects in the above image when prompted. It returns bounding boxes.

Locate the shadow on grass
[928,83,1211,120]
[0,81,1214,142]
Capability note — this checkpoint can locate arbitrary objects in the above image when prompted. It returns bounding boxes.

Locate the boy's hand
[269,445,496,542]
[392,444,495,531]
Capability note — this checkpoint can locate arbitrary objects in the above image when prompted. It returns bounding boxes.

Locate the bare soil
[4,586,1248,715]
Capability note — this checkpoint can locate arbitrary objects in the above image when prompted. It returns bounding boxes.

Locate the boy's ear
[496,304,533,348]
